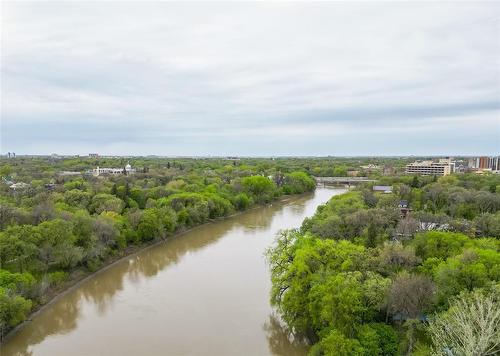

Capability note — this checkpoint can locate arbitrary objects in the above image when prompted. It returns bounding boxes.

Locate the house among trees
[9,182,30,191]
[399,200,412,218]
[44,183,57,191]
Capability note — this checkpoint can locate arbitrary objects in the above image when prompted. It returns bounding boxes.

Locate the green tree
[137,208,165,241]
[64,189,92,209]
[0,287,32,330]
[0,228,38,273]
[35,219,83,270]
[0,164,13,177]
[89,193,125,214]
[309,329,363,356]
[282,172,316,194]
[357,323,398,356]
[0,270,35,297]
[241,176,278,203]
[234,193,251,210]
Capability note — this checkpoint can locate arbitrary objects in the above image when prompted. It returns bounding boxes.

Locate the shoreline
[1,191,312,343]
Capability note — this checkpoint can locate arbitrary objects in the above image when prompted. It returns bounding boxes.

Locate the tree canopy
[267,172,500,355]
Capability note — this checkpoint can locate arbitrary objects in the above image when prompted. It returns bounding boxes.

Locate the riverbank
[1,191,310,343]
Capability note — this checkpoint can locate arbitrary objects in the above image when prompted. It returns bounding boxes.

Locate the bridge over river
[315,176,376,186]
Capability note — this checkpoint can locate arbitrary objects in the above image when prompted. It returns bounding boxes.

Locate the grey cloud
[1,1,499,155]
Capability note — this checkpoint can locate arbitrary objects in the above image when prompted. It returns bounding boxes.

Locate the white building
[92,163,136,176]
[59,171,82,176]
[9,182,30,191]
[373,185,393,193]
[361,164,381,170]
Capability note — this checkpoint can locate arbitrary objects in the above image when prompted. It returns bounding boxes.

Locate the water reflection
[264,314,309,356]
[3,296,81,355]
[2,188,342,356]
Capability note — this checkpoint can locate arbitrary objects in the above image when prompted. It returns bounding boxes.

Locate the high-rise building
[479,156,489,169]
[468,157,479,169]
[466,156,499,171]
[489,156,500,171]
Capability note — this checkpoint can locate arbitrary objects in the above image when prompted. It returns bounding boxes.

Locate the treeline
[267,173,500,355]
[0,158,316,336]
[0,155,417,181]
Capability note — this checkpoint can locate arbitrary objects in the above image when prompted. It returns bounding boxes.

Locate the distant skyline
[1,2,499,156]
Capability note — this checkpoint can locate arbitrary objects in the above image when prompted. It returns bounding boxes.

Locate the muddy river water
[2,188,345,356]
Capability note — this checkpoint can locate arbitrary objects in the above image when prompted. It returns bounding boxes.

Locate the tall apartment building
[489,156,500,171]
[468,157,479,169]
[479,156,489,169]
[405,160,451,176]
[467,156,500,171]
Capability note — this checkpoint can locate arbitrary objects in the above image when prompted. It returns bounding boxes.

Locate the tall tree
[428,289,500,356]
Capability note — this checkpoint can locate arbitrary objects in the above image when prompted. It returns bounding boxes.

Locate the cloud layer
[1,2,499,155]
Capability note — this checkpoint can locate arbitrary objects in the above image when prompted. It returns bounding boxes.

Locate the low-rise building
[373,185,393,193]
[92,163,136,176]
[59,171,82,176]
[361,164,381,169]
[405,160,451,176]
[9,182,30,191]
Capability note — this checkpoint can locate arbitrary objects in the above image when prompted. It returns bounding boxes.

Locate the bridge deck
[315,177,376,184]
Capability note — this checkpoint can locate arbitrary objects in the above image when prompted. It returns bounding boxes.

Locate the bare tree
[93,217,118,247]
[388,273,435,320]
[394,217,420,241]
[395,183,411,200]
[428,290,500,356]
[32,201,55,224]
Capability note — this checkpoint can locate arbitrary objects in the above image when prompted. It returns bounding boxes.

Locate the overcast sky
[1,1,499,156]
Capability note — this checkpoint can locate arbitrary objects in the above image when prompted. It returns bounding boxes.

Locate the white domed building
[92,163,136,176]
[125,163,136,174]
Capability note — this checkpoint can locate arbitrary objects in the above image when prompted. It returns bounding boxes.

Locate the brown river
[1,187,345,356]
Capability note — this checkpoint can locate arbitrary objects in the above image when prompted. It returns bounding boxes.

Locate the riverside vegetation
[2,156,500,354]
[0,156,318,337]
[267,173,500,355]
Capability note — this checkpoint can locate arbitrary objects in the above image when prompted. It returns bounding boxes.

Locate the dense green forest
[0,156,319,336]
[267,173,500,355]
[3,155,499,352]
